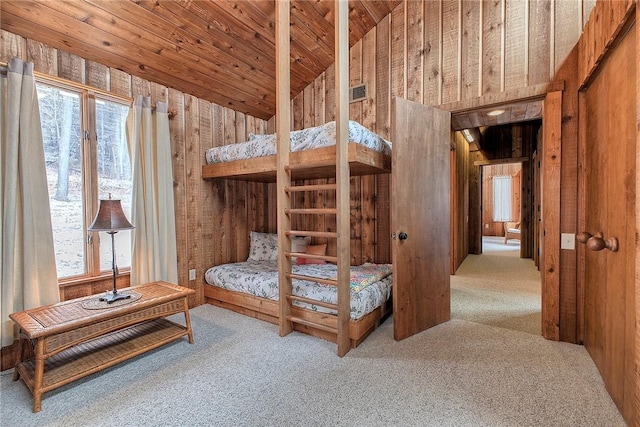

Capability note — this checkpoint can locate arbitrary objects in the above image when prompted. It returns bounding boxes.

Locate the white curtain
[126,96,178,286]
[0,58,59,346]
[492,175,513,222]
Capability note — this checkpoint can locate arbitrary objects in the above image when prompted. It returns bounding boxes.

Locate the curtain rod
[151,102,177,120]
[0,61,178,120]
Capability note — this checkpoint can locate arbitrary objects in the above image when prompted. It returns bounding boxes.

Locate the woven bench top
[10,281,194,338]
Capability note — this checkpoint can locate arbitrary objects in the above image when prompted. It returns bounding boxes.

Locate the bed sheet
[204,260,392,320]
[204,120,392,165]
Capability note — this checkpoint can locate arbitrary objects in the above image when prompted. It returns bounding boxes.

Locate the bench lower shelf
[15,318,189,395]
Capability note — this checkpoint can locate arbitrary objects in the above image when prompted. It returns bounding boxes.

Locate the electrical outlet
[561,233,576,250]
[189,269,196,280]
[485,224,489,229]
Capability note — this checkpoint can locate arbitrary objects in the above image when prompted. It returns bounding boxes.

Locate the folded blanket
[331,263,393,293]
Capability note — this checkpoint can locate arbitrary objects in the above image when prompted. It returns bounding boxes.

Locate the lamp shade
[88,199,134,232]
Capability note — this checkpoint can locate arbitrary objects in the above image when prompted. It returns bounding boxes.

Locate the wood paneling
[441,0,460,104]
[451,132,469,273]
[461,0,480,100]
[468,150,485,255]
[528,0,550,86]
[636,6,640,426]
[636,5,640,424]
[577,0,635,88]
[504,0,527,91]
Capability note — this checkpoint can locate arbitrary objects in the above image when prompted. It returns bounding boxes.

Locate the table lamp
[88,195,134,303]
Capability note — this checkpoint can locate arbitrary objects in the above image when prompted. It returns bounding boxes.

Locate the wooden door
[581,24,636,424]
[391,98,451,341]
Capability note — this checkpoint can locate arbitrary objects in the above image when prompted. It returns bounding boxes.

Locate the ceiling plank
[0,0,400,120]
[47,0,277,109]
[1,4,271,118]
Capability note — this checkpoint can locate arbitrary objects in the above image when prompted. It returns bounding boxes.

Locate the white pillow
[247,231,279,261]
[290,236,311,263]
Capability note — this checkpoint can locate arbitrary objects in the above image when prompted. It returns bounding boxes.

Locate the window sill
[58,270,131,289]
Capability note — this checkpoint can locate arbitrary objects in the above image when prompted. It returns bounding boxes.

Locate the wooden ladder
[275,0,351,356]
[280,181,351,356]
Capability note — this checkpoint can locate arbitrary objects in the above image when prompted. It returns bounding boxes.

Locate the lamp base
[99,291,131,304]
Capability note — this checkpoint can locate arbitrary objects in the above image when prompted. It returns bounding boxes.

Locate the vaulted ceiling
[1,0,402,120]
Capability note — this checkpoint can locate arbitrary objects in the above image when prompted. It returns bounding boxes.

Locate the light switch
[561,233,576,250]
[189,269,196,280]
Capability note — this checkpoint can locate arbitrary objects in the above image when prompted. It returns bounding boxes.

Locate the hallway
[451,237,541,336]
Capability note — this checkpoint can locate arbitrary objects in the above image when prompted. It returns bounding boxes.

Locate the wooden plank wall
[636,5,640,425]
[450,132,469,273]
[636,4,640,424]
[0,30,271,306]
[577,0,636,88]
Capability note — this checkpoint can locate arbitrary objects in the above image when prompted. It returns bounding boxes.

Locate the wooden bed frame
[202,143,391,182]
[203,285,392,348]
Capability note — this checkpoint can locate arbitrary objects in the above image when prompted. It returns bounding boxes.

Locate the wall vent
[349,83,367,103]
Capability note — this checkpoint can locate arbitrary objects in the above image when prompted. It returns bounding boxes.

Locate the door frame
[442,84,564,342]
[540,91,563,341]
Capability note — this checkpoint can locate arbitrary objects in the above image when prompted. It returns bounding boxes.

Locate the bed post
[276,0,293,338]
[335,0,351,357]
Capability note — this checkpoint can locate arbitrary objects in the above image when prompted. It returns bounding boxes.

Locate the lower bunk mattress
[204,261,393,320]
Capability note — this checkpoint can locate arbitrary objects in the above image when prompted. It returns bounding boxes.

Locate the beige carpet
[452,236,541,335]
[0,240,626,426]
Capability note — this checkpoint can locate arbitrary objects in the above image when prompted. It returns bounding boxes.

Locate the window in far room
[492,175,512,222]
[36,79,131,280]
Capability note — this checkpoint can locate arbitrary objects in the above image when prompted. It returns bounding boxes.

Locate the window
[492,175,512,222]
[37,79,131,280]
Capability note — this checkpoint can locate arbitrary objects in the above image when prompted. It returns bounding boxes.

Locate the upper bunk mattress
[205,120,392,165]
[204,260,393,320]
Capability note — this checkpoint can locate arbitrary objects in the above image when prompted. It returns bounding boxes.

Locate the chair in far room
[504,221,521,244]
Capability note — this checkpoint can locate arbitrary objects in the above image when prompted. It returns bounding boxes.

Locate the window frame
[35,74,132,284]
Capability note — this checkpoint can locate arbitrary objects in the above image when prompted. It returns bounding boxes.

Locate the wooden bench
[10,281,194,412]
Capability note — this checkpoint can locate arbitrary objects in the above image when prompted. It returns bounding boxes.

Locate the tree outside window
[37,81,131,280]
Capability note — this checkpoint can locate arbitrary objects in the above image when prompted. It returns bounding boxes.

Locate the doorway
[450,118,543,336]
[480,162,523,252]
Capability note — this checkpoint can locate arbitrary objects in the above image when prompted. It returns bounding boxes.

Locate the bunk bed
[202,0,393,355]
[202,120,391,182]
[201,119,394,347]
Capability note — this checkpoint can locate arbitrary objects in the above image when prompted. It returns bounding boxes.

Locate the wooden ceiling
[451,100,543,131]
[1,0,401,120]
